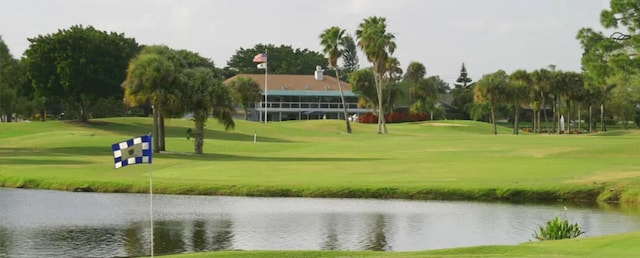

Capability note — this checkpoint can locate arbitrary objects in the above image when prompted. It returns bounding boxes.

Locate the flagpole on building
[264,49,268,123]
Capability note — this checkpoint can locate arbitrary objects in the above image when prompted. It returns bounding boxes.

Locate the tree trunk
[577,103,581,133]
[375,73,384,134]
[541,94,549,133]
[600,103,606,132]
[589,105,594,133]
[536,109,541,133]
[243,107,248,120]
[513,105,520,135]
[491,103,497,135]
[159,113,166,151]
[566,100,571,133]
[335,69,352,134]
[553,96,560,134]
[194,117,204,154]
[152,104,160,153]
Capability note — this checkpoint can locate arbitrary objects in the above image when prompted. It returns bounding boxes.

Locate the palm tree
[320,26,352,134]
[227,76,261,120]
[356,16,397,134]
[509,70,533,135]
[474,70,509,135]
[531,69,553,133]
[404,62,426,107]
[183,67,234,154]
[123,45,185,152]
[123,51,181,153]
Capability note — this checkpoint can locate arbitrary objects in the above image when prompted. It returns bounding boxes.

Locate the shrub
[533,216,585,241]
[359,112,378,123]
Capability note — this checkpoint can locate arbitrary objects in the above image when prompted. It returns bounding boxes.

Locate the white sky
[0,0,610,84]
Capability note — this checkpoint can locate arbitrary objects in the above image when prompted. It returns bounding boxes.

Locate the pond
[1,187,639,257]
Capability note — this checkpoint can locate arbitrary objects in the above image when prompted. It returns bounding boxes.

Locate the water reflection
[2,187,640,257]
[363,214,390,251]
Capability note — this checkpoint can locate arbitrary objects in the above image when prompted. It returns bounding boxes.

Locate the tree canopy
[24,25,139,122]
[226,44,327,75]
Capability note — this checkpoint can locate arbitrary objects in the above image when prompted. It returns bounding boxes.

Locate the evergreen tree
[451,63,475,119]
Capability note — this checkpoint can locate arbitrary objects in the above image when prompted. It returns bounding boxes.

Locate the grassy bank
[156,231,640,258]
[1,117,639,203]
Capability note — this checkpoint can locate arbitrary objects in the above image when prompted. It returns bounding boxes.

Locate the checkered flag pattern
[112,134,152,169]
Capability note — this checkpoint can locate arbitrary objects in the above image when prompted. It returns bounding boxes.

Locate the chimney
[314,65,323,81]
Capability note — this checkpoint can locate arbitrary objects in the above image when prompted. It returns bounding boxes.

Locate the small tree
[183,67,234,154]
[227,77,261,120]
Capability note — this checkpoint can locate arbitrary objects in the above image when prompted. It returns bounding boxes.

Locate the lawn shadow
[0,158,94,165]
[160,152,377,162]
[0,147,376,164]
[90,121,294,143]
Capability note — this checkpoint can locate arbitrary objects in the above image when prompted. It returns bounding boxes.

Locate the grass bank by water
[1,117,640,204]
[157,231,640,258]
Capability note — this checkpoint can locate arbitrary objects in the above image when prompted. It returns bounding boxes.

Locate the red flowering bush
[359,112,431,123]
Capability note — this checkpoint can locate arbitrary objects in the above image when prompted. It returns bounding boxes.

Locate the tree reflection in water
[363,214,390,251]
[321,214,340,250]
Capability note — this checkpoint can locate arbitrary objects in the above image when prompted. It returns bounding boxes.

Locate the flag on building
[112,134,152,169]
[253,53,267,63]
[257,62,267,69]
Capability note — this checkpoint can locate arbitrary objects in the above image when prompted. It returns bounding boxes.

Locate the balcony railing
[255,101,360,110]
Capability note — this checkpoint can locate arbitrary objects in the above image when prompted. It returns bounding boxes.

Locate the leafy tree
[508,70,533,135]
[451,63,475,120]
[320,26,352,134]
[576,28,619,132]
[122,45,184,153]
[227,76,261,120]
[24,25,139,122]
[349,68,377,110]
[356,16,397,134]
[226,44,327,74]
[0,36,22,122]
[183,67,234,154]
[412,76,444,117]
[474,70,510,135]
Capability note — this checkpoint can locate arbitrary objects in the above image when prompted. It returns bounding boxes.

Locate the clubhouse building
[224,68,370,122]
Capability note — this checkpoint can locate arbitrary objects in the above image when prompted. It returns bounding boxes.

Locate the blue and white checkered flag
[112,134,152,169]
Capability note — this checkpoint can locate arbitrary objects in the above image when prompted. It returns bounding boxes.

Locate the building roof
[224,73,352,92]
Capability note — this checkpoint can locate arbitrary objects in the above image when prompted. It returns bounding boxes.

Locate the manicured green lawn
[1,117,639,202]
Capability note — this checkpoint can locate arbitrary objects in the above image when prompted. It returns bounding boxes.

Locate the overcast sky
[1,0,610,84]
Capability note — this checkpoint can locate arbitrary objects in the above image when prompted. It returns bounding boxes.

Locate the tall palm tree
[123,52,180,153]
[509,70,533,135]
[405,62,426,107]
[320,26,352,134]
[356,16,396,134]
[531,69,553,133]
[123,45,186,152]
[474,70,509,135]
[183,67,234,154]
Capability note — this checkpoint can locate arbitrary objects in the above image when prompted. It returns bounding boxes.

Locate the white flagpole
[150,161,154,257]
[264,50,268,123]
